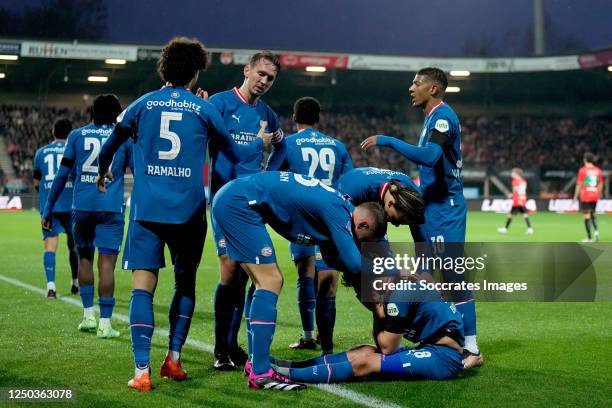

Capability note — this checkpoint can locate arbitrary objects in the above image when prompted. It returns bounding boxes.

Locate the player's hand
[41,211,52,231]
[360,135,378,150]
[96,171,113,192]
[257,120,273,147]
[195,88,209,100]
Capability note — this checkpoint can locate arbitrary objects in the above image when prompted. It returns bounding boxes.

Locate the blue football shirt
[63,124,131,213]
[208,87,283,198]
[33,140,74,213]
[337,167,420,205]
[269,128,353,188]
[117,85,259,223]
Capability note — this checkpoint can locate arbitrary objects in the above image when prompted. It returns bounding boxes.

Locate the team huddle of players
[36,35,608,393]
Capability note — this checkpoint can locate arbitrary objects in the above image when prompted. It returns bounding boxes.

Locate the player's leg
[379,344,463,380]
[72,211,97,331]
[315,256,338,355]
[590,204,599,241]
[93,212,125,338]
[522,207,533,235]
[581,202,593,242]
[212,212,247,369]
[498,209,514,233]
[56,212,79,293]
[227,269,249,366]
[42,227,59,297]
[289,243,317,350]
[162,209,206,380]
[123,219,165,391]
[212,189,303,390]
[279,345,377,383]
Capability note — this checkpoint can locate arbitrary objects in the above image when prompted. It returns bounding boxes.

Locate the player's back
[67,123,129,213]
[418,103,464,204]
[34,140,74,213]
[208,88,280,193]
[230,171,353,245]
[282,129,353,188]
[512,177,527,206]
[387,286,464,345]
[120,86,225,223]
[578,165,603,202]
[338,167,419,205]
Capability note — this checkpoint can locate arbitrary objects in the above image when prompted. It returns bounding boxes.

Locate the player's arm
[573,169,584,201]
[361,135,443,167]
[376,329,403,355]
[264,111,286,170]
[206,106,267,163]
[97,123,132,191]
[598,171,604,196]
[340,144,355,175]
[42,136,76,229]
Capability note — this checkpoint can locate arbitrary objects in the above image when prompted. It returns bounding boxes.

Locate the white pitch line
[0,274,406,408]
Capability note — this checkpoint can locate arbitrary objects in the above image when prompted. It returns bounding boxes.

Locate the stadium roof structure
[0,39,611,114]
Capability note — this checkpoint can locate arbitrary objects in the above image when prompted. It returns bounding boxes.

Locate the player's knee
[77,246,94,260]
[174,273,196,298]
[350,353,379,377]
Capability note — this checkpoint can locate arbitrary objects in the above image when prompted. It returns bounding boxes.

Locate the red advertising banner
[279,53,349,69]
[578,49,612,69]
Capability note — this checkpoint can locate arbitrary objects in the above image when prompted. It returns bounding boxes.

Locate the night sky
[3,0,612,56]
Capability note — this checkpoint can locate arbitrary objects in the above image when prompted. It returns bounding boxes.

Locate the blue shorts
[211,182,276,265]
[72,211,124,251]
[41,212,73,239]
[290,243,334,271]
[380,344,463,380]
[210,211,228,256]
[122,209,206,273]
[421,200,466,243]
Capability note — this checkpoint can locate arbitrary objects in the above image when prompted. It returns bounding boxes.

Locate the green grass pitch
[0,210,610,407]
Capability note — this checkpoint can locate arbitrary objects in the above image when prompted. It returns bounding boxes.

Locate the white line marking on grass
[0,274,407,408]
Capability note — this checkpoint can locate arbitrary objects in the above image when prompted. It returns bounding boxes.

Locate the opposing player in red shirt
[574,152,603,242]
[498,168,533,235]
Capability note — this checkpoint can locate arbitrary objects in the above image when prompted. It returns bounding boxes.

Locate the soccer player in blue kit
[337,167,425,237]
[33,118,79,298]
[273,280,464,384]
[208,51,284,370]
[42,95,131,339]
[361,67,482,369]
[268,96,353,354]
[212,171,388,390]
[96,37,270,392]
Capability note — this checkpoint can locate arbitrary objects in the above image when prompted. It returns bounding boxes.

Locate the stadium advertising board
[20,41,138,61]
[0,42,20,55]
[279,53,349,69]
[477,199,612,214]
[0,196,22,212]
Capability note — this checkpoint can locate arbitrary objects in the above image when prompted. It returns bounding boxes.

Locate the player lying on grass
[272,276,464,383]
[212,171,389,390]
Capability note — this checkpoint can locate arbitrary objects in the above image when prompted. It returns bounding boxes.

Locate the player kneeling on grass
[497,168,533,235]
[212,171,387,391]
[273,277,464,383]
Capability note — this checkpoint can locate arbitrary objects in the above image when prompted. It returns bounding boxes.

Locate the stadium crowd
[1,104,610,185]
[461,116,612,168]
